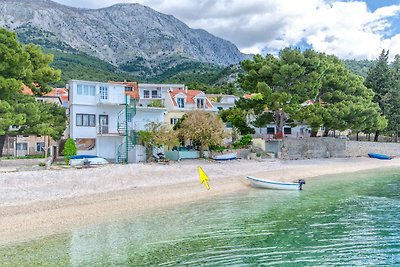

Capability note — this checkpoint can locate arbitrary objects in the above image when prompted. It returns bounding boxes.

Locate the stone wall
[282,138,347,159]
[278,138,400,159]
[345,141,400,157]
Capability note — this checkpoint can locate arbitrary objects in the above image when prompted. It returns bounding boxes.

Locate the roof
[21,85,34,95]
[45,88,69,102]
[169,89,212,108]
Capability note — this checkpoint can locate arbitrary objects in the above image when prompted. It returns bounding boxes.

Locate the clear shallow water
[1,169,400,266]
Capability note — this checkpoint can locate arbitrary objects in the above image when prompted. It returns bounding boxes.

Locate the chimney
[185,86,188,93]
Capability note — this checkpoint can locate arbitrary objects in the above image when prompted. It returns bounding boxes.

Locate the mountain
[0,0,249,81]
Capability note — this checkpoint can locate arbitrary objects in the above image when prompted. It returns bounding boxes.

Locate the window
[125,86,133,92]
[76,114,96,127]
[197,98,205,109]
[143,90,150,98]
[83,85,89,95]
[284,127,292,134]
[151,90,159,98]
[36,142,45,152]
[77,84,95,96]
[170,118,179,125]
[77,85,82,95]
[99,86,108,100]
[267,127,275,134]
[16,143,28,151]
[177,98,185,108]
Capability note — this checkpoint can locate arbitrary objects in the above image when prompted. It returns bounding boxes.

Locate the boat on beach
[213,152,237,161]
[69,155,109,166]
[368,153,392,160]
[246,176,306,190]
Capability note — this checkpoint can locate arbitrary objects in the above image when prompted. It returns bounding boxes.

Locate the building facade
[69,80,165,163]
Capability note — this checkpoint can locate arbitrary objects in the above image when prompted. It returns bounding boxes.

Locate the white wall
[97,136,123,159]
[132,107,165,131]
[70,105,98,139]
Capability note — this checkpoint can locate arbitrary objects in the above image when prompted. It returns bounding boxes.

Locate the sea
[0,168,399,266]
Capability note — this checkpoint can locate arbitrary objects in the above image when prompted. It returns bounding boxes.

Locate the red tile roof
[21,84,34,95]
[169,89,212,108]
[45,88,69,102]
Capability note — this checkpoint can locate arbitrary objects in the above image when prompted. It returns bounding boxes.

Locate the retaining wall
[279,138,400,159]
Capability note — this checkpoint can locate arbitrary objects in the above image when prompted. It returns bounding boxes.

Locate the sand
[0,157,399,245]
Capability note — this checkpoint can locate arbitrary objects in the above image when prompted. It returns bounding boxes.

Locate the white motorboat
[246,176,305,190]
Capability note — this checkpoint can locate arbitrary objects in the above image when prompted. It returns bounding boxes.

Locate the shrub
[233,135,253,148]
[63,138,77,164]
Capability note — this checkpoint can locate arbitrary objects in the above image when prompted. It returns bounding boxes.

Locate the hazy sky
[52,0,400,60]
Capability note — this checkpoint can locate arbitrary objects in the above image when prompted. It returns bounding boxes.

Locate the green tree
[179,111,227,157]
[0,28,65,155]
[364,49,394,141]
[220,107,255,136]
[138,122,179,161]
[239,48,385,138]
[63,138,77,164]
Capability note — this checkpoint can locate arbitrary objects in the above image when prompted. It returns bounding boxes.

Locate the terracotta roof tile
[21,84,34,95]
[45,88,69,102]
[169,89,212,108]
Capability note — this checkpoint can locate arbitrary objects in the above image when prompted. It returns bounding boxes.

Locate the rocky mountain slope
[0,0,248,71]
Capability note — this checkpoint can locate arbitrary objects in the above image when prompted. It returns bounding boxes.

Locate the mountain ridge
[0,0,249,69]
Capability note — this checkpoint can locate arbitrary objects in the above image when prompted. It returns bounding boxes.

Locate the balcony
[97,93,126,105]
[97,124,119,136]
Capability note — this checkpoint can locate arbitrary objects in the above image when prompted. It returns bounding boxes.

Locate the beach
[1,157,400,245]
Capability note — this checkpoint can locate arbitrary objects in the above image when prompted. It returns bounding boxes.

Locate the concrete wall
[280,138,400,159]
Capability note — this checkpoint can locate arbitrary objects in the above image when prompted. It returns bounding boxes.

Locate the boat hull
[213,152,237,161]
[368,153,392,160]
[246,176,302,190]
[70,157,109,166]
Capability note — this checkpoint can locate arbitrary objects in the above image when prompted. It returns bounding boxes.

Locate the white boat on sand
[69,156,109,166]
[246,176,305,190]
[213,152,237,161]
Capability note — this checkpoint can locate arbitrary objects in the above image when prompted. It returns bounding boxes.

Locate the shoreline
[1,157,400,246]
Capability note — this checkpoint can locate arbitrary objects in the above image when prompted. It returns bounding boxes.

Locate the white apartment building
[69,80,165,163]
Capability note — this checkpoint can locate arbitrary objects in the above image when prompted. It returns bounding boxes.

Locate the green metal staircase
[116,97,137,164]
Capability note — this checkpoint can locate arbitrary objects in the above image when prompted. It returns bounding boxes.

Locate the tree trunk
[0,135,5,157]
[356,132,359,141]
[274,109,287,140]
[323,128,329,137]
[374,130,380,142]
[200,145,204,158]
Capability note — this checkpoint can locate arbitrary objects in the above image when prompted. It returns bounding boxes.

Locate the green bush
[233,135,253,148]
[209,145,225,152]
[63,138,77,164]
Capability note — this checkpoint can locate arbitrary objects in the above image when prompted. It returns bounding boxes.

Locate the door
[99,115,109,134]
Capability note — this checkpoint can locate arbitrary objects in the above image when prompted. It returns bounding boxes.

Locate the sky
[52,0,400,60]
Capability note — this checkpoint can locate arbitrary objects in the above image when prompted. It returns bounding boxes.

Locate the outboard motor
[298,179,306,190]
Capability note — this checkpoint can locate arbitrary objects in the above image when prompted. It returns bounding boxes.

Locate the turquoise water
[1,169,400,266]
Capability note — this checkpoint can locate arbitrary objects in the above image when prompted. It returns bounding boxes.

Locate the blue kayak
[368,153,392,160]
[69,155,98,159]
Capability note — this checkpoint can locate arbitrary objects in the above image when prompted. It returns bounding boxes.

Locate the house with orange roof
[162,87,217,127]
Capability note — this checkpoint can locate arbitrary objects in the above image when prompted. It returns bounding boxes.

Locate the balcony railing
[97,93,126,105]
[142,94,162,99]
